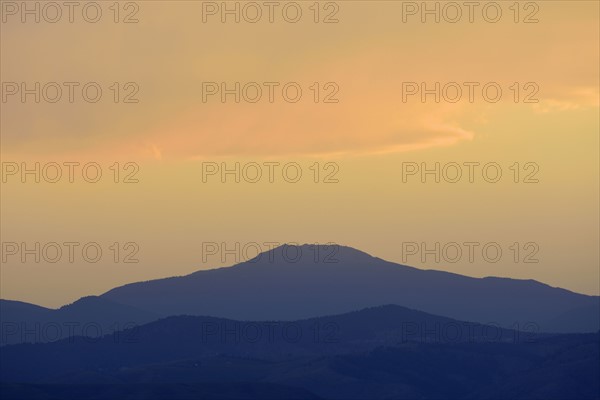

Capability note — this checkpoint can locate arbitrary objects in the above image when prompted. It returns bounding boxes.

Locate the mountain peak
[242,243,379,266]
[97,244,598,333]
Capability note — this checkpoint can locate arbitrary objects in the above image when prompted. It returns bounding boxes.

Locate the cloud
[1,1,597,160]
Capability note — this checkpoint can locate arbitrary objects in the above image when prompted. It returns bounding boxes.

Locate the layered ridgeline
[101,244,598,332]
[1,244,598,346]
[0,297,160,346]
[1,305,598,400]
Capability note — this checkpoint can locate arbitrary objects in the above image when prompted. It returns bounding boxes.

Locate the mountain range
[2,244,598,347]
[1,305,598,399]
[2,244,599,399]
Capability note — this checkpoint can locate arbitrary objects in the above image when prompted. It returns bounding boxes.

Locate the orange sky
[1,1,598,307]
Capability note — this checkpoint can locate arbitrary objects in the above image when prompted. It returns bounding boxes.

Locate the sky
[1,0,599,308]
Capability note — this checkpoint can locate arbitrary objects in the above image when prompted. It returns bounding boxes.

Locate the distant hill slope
[1,305,598,400]
[99,244,599,333]
[0,296,160,346]
[0,304,525,382]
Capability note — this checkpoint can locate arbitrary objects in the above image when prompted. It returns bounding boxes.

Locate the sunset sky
[1,0,598,307]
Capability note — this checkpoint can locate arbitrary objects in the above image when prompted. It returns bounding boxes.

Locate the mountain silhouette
[99,244,598,333]
[0,296,159,346]
[1,305,598,399]
[2,244,598,348]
